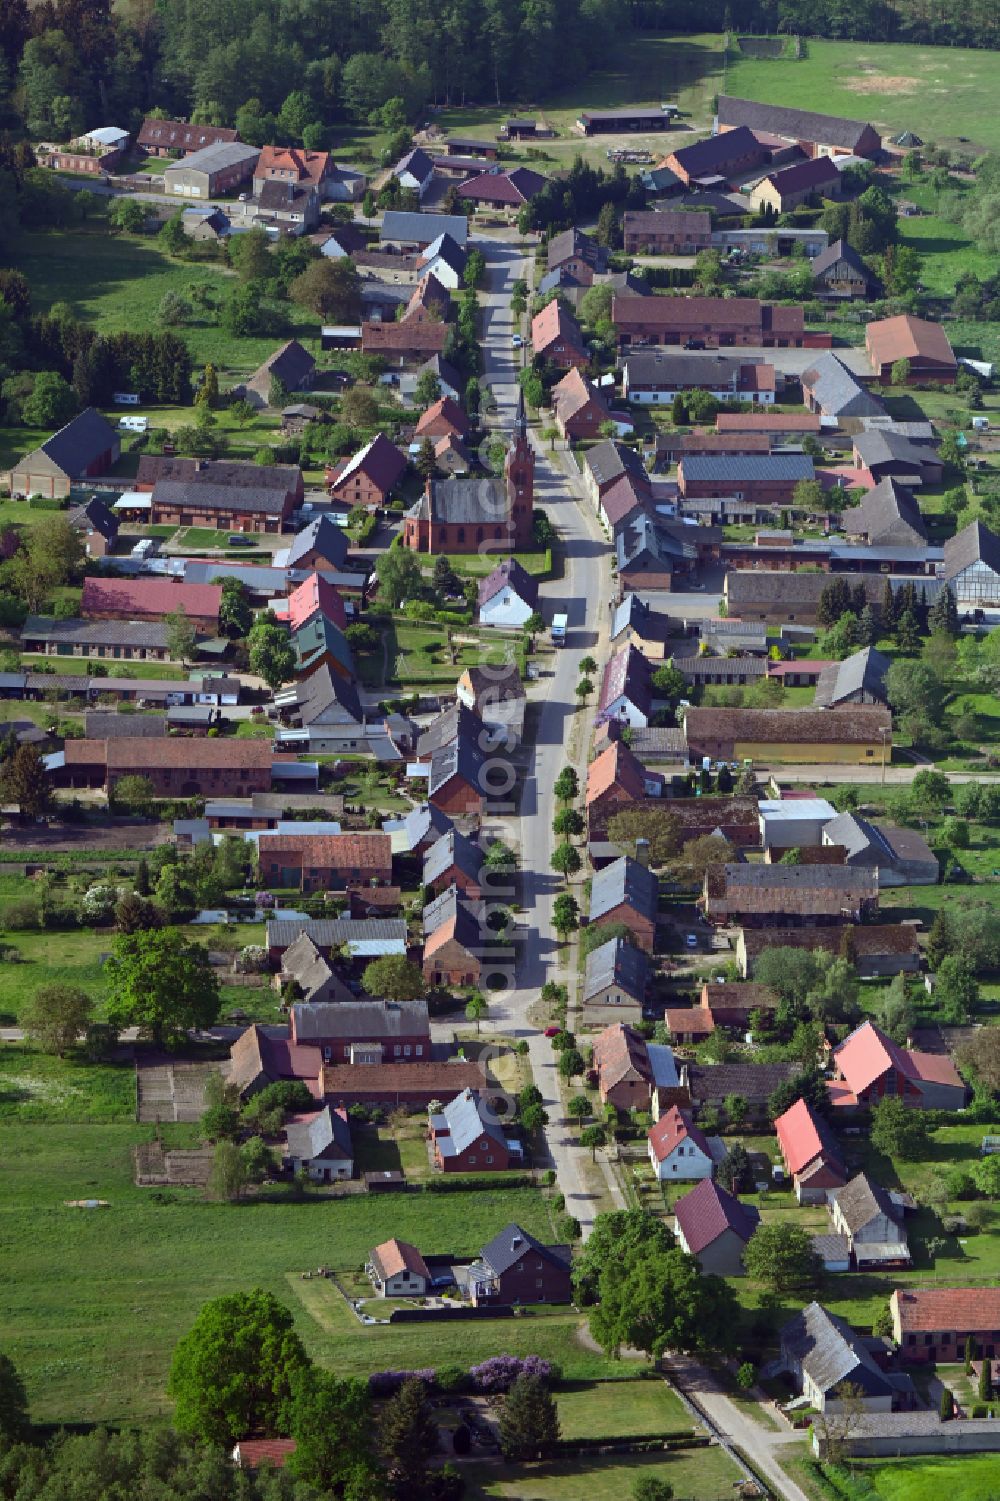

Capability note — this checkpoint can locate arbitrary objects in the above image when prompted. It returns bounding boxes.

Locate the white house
[598,645,652,729]
[282,1105,352,1181]
[477,557,539,628]
[393,147,435,198]
[647,1105,715,1182]
[366,1238,431,1297]
[417,232,468,290]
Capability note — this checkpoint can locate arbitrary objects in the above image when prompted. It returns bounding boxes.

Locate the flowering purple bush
[468,1355,553,1393]
[368,1368,436,1397]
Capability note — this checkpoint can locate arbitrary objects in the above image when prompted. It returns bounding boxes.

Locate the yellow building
[684,706,892,767]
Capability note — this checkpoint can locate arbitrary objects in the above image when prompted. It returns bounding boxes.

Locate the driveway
[475,233,620,1233]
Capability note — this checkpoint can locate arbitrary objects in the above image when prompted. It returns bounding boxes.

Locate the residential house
[942,520,1000,609]
[430,1087,521,1172]
[282,1105,353,1180]
[60,737,274,797]
[367,1239,432,1297]
[801,351,883,422]
[582,438,649,507]
[812,239,883,299]
[750,156,840,213]
[865,315,957,384]
[137,118,238,157]
[852,431,943,488]
[612,294,809,350]
[279,932,354,1006]
[551,367,612,440]
[813,647,891,710]
[594,1022,683,1113]
[622,209,712,255]
[660,125,769,187]
[678,453,814,504]
[391,146,435,196]
[383,802,454,858]
[830,1173,910,1269]
[623,351,776,407]
[609,595,674,660]
[249,178,320,234]
[245,340,315,408]
[455,663,525,739]
[81,577,221,633]
[589,855,659,952]
[468,1224,573,1307]
[137,455,303,533]
[290,999,431,1062]
[402,272,452,324]
[684,705,893,765]
[778,1303,901,1415]
[314,222,367,258]
[585,740,663,834]
[380,211,468,251]
[404,399,533,553]
[422,828,482,899]
[841,480,928,546]
[821,813,939,887]
[228,1023,323,1098]
[361,320,448,362]
[414,397,470,442]
[428,736,486,816]
[257,832,391,893]
[163,141,260,197]
[458,166,549,207]
[68,495,118,558]
[716,97,882,159]
[890,1288,1000,1364]
[582,938,651,1026]
[597,645,653,729]
[775,1096,848,1204]
[546,228,608,285]
[414,701,481,761]
[616,513,719,594]
[684,1061,798,1125]
[830,1020,967,1111]
[647,1105,716,1181]
[758,797,839,850]
[273,514,349,572]
[286,573,347,634]
[531,301,587,369]
[703,862,878,927]
[182,207,232,241]
[737,923,921,980]
[416,233,468,289]
[422,885,482,986]
[673,1179,761,1276]
[599,473,652,536]
[291,614,355,683]
[477,558,539,628]
[11,409,120,500]
[699,981,780,1031]
[327,433,406,510]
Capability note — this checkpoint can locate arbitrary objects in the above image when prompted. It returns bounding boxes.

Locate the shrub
[235,944,268,973]
[368,1368,435,1396]
[4,899,40,930]
[469,1355,553,1393]
[435,1364,469,1394]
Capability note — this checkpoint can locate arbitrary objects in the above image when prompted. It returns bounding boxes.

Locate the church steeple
[513,386,527,440]
[505,389,534,548]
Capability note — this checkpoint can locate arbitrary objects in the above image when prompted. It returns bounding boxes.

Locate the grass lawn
[851,1454,1000,1501]
[466,1444,742,1500]
[20,656,186,680]
[555,1377,690,1438]
[433,551,551,578]
[0,1047,135,1124]
[2,1122,566,1425]
[6,226,324,379]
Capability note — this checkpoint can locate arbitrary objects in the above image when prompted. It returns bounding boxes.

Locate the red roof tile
[66,737,272,770]
[531,300,585,358]
[774,1097,843,1178]
[647,1104,711,1163]
[893,1287,1000,1334]
[258,832,391,871]
[674,1177,760,1254]
[81,576,222,622]
[415,396,471,439]
[286,572,347,633]
[586,741,650,807]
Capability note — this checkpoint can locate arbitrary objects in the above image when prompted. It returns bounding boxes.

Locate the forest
[634,0,1000,48]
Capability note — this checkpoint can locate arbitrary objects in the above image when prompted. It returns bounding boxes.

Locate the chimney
[635,838,651,868]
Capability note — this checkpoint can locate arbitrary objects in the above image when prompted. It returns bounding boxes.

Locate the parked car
[227,534,254,546]
[511,334,523,348]
[543,1025,561,1037]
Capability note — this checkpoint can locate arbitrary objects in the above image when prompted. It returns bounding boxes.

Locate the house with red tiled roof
[775,1096,847,1204]
[361,320,448,362]
[551,367,612,442]
[647,1104,715,1182]
[327,432,406,510]
[890,1287,1000,1363]
[698,982,780,1030]
[402,272,452,325]
[81,577,221,633]
[673,1178,760,1275]
[865,314,957,384]
[62,736,275,798]
[228,1023,323,1098]
[257,832,392,893]
[367,1238,431,1296]
[531,301,587,370]
[664,1008,717,1046]
[830,1020,967,1112]
[585,740,661,830]
[594,1022,684,1113]
[422,885,482,987]
[285,572,347,634]
[254,144,337,198]
[415,395,471,441]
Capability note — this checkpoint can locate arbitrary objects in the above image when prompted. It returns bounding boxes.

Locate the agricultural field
[1,1118,568,1425]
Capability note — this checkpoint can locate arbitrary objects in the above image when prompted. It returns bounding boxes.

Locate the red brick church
[403,394,534,554]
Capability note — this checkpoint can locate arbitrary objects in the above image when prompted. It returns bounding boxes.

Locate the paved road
[475,234,619,1235]
[663,1354,812,1501]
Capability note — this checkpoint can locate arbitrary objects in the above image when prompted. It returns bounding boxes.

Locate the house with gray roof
[22,615,174,661]
[777,1302,902,1412]
[829,1172,910,1269]
[163,140,260,198]
[245,340,316,408]
[610,595,674,656]
[583,936,651,1024]
[280,932,354,1006]
[821,812,938,887]
[813,647,891,709]
[381,210,468,250]
[267,916,408,963]
[273,515,349,572]
[415,702,480,760]
[841,479,928,547]
[582,439,648,505]
[422,828,482,897]
[11,408,120,500]
[290,998,430,1060]
[801,351,883,421]
[430,1087,522,1172]
[853,431,943,487]
[428,735,486,814]
[274,665,363,729]
[716,97,881,158]
[283,1104,353,1180]
[468,1223,573,1305]
[69,495,118,558]
[812,238,883,300]
[590,855,659,952]
[383,802,453,856]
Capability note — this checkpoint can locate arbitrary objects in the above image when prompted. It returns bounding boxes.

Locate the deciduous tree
[742,1223,820,1292]
[105,928,220,1046]
[22,983,92,1056]
[362,954,427,1002]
